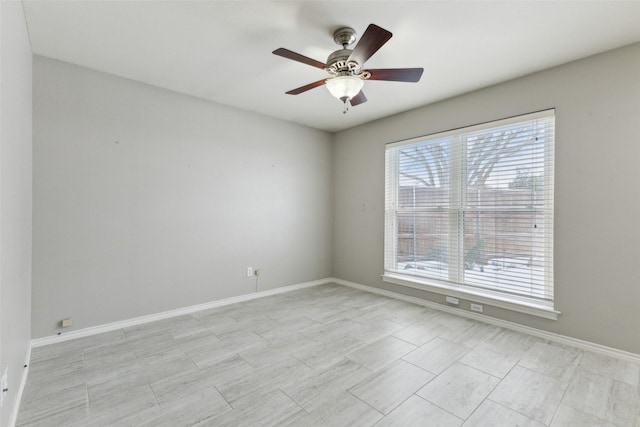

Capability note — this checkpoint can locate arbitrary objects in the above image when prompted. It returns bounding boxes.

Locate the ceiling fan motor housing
[327,27,364,76]
[326,49,357,73]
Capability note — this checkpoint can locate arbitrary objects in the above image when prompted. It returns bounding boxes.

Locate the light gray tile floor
[17,283,640,426]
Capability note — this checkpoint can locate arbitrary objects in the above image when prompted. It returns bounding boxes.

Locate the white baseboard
[333,278,640,364]
[30,276,640,365]
[8,344,31,427]
[31,277,332,348]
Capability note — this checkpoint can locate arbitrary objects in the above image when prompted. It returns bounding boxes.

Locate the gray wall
[333,43,640,354]
[0,1,33,425]
[32,57,333,338]
[31,42,640,356]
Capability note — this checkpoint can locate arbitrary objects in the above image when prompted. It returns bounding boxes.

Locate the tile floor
[17,283,640,426]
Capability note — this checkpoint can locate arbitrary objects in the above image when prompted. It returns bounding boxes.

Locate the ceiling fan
[273,24,424,113]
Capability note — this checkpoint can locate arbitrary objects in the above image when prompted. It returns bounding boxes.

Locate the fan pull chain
[343,99,349,114]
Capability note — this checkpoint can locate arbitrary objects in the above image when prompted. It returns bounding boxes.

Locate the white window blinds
[384,110,555,308]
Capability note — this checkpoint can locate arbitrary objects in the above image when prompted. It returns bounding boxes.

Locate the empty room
[2,1,640,426]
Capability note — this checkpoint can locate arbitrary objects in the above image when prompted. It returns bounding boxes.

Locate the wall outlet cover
[445,296,459,305]
[470,303,484,313]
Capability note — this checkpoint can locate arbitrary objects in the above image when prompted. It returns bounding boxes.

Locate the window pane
[398,140,450,207]
[396,211,449,280]
[462,209,548,300]
[462,119,551,299]
[396,139,451,281]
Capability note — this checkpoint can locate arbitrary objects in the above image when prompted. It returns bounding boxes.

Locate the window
[384,110,556,319]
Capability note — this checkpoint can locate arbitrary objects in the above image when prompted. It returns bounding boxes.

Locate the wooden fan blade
[347,24,392,66]
[286,79,327,95]
[367,68,424,82]
[350,91,367,106]
[273,48,326,70]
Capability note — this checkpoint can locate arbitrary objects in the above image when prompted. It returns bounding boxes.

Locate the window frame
[383,110,559,320]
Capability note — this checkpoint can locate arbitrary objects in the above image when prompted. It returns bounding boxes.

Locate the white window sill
[382,272,560,320]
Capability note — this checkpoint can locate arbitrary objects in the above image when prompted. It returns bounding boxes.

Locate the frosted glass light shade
[325,76,364,101]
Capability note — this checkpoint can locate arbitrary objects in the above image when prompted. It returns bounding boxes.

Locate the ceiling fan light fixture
[325,75,364,102]
[274,23,422,113]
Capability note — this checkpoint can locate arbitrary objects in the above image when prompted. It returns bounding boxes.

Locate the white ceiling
[23,1,640,133]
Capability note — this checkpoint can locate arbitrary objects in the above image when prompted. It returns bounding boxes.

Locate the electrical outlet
[61,318,73,328]
[1,368,7,408]
[445,296,459,305]
[254,269,260,276]
[246,267,253,277]
[470,303,484,313]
